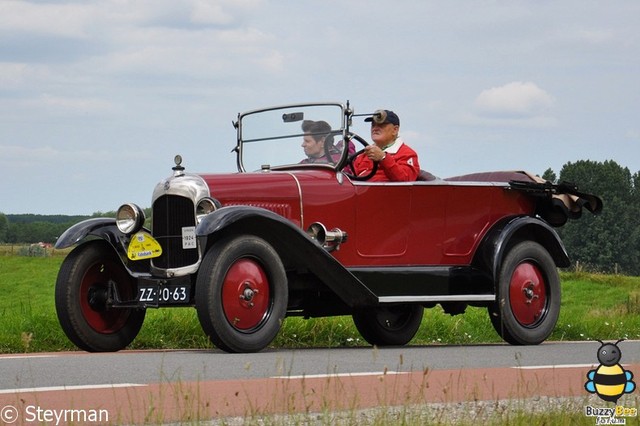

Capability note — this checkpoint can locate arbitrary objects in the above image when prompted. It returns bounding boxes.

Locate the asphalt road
[2,341,639,424]
[3,341,640,389]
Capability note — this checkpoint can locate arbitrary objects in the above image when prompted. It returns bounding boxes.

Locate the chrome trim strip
[150,262,201,278]
[239,101,345,118]
[284,172,304,227]
[378,295,496,303]
[351,181,510,187]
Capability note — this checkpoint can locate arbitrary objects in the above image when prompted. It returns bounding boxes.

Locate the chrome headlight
[196,197,219,223]
[116,203,145,234]
[307,222,348,252]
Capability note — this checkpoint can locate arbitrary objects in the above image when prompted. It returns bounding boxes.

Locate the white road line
[513,364,598,369]
[0,354,60,360]
[0,383,147,394]
[272,371,410,380]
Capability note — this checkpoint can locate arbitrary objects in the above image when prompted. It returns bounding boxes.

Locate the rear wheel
[352,304,423,346]
[195,235,288,353]
[488,241,560,345]
[55,240,145,352]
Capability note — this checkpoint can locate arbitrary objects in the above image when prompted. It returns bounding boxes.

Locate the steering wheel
[342,133,379,181]
[323,135,337,166]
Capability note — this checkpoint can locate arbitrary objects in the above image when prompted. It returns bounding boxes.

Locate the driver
[300,120,341,164]
[352,109,420,181]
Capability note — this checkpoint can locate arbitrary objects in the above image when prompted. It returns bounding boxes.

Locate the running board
[378,294,495,304]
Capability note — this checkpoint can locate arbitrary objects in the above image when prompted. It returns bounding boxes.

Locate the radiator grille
[152,195,199,269]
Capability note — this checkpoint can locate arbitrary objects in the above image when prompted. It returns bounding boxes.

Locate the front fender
[55,217,152,274]
[197,206,378,307]
[55,218,120,249]
[479,216,570,284]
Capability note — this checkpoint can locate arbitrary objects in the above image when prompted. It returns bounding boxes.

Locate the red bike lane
[1,363,624,424]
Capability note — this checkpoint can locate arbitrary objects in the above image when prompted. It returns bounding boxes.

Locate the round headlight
[116,203,145,234]
[196,198,219,223]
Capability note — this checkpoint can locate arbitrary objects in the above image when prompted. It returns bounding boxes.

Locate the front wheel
[352,304,424,346]
[488,241,560,345]
[195,235,288,353]
[55,240,145,352]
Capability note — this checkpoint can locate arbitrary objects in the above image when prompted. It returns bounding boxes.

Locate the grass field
[1,252,639,353]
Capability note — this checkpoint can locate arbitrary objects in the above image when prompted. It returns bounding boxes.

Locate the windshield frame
[234,102,352,173]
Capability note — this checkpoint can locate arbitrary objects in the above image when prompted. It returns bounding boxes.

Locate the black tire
[55,240,145,352]
[352,304,423,346]
[195,235,288,353]
[488,240,560,345]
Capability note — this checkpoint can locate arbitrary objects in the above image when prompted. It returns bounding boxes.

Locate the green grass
[1,254,639,353]
[166,394,638,425]
[553,272,640,342]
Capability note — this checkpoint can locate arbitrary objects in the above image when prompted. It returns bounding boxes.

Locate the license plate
[137,283,190,305]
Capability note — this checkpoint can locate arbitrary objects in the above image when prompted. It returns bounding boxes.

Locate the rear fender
[197,206,378,307]
[478,216,570,284]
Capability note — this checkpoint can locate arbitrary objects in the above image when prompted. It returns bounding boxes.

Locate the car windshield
[238,103,347,172]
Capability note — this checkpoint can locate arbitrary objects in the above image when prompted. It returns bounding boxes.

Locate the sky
[1,0,638,215]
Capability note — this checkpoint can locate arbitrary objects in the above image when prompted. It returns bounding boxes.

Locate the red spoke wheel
[55,240,145,352]
[196,235,287,353]
[221,259,271,331]
[509,262,547,326]
[489,241,560,345]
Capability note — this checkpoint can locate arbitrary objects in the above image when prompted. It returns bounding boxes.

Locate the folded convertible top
[509,173,603,226]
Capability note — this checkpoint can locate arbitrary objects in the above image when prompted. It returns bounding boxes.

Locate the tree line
[1,160,638,275]
[0,213,110,245]
[543,159,640,276]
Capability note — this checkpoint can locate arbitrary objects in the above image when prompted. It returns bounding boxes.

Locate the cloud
[626,130,640,141]
[28,94,113,113]
[0,144,60,160]
[0,0,263,37]
[0,1,94,38]
[97,26,276,78]
[0,63,31,86]
[0,0,270,73]
[474,81,555,119]
[0,143,146,172]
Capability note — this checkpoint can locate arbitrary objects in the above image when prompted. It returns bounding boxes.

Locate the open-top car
[54,102,602,353]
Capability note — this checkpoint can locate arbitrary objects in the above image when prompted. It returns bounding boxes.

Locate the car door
[353,184,412,259]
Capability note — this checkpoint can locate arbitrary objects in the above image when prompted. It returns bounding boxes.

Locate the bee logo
[585,339,635,403]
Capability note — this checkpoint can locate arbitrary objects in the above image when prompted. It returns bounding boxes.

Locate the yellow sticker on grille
[127,231,162,260]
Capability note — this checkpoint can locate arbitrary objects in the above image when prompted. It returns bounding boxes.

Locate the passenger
[300,120,341,164]
[352,109,420,182]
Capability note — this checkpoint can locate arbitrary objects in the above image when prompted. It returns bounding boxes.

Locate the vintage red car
[54,102,602,353]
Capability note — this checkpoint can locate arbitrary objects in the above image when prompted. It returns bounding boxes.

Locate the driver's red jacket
[352,138,421,182]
